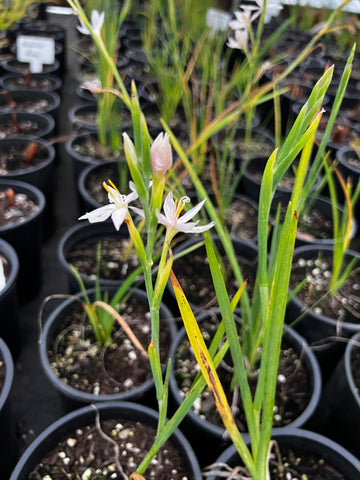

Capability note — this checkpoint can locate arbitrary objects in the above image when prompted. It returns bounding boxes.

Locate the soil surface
[47,297,172,395]
[172,245,257,310]
[29,418,192,480]
[66,236,140,283]
[290,254,360,322]
[174,315,311,430]
[204,443,348,479]
[224,198,258,239]
[0,189,39,227]
[1,76,58,91]
[0,94,52,114]
[84,163,123,205]
[0,142,48,173]
[0,118,47,139]
[72,135,121,162]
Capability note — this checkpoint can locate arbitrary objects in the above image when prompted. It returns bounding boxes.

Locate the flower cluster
[227,1,283,50]
[79,132,215,238]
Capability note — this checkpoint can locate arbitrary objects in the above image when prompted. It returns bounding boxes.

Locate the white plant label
[17,35,55,73]
[206,8,232,33]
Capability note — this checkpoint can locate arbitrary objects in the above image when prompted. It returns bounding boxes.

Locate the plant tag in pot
[16,35,55,73]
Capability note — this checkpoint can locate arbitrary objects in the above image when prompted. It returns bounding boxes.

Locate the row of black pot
[3,282,360,478]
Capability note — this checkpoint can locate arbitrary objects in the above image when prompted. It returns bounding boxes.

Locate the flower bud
[122,132,138,168]
[151,132,173,177]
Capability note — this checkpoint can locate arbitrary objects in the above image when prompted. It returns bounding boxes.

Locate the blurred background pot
[0,179,45,302]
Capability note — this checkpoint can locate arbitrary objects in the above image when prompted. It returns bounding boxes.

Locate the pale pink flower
[156,192,215,237]
[151,132,173,177]
[77,10,105,36]
[78,181,141,231]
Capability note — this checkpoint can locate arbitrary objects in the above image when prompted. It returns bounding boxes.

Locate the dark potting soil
[224,198,258,239]
[247,162,295,191]
[66,237,140,282]
[47,298,171,395]
[290,255,360,322]
[0,96,52,114]
[84,163,121,205]
[72,136,120,162]
[0,118,46,139]
[172,247,257,310]
[221,133,275,162]
[296,208,333,241]
[272,204,334,242]
[73,110,97,129]
[204,443,347,480]
[174,315,310,430]
[0,142,48,173]
[1,76,58,91]
[0,189,39,227]
[29,418,191,480]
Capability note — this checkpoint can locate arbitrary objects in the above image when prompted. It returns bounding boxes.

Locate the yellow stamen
[176,196,190,218]
[107,179,120,192]
[103,181,115,199]
[176,201,186,217]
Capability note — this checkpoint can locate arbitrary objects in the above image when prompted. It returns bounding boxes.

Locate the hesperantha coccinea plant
[67,0,357,478]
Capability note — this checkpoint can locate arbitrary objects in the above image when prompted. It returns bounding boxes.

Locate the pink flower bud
[151,132,172,177]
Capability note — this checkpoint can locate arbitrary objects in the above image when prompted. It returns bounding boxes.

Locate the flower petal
[163,191,176,221]
[155,209,170,227]
[129,206,145,219]
[178,198,207,224]
[111,207,127,231]
[79,205,114,223]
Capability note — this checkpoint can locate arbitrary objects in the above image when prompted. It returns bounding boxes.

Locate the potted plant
[0,239,19,354]
[9,401,202,480]
[0,179,45,302]
[0,337,15,478]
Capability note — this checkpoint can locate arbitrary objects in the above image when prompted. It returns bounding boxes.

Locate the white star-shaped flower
[227,28,249,51]
[77,10,105,36]
[228,6,260,31]
[156,192,215,238]
[79,180,141,231]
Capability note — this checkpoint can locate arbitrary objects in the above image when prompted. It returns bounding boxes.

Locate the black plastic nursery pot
[286,244,360,381]
[336,146,360,223]
[9,401,202,480]
[270,192,358,247]
[0,112,55,139]
[68,101,98,133]
[0,179,45,302]
[168,236,258,315]
[168,309,322,466]
[0,57,61,77]
[313,331,360,458]
[57,221,143,294]
[0,72,62,94]
[65,132,126,183]
[0,239,19,355]
[38,286,176,411]
[0,136,56,233]
[77,159,127,212]
[0,89,61,127]
[204,428,360,480]
[0,337,15,479]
